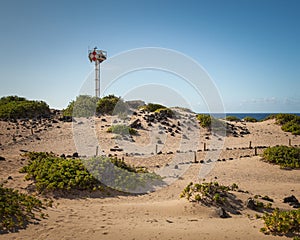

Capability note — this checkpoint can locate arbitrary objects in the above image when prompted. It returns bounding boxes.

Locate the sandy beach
[1,110,300,240]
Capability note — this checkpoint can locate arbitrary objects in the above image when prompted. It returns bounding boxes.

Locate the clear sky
[0,0,299,113]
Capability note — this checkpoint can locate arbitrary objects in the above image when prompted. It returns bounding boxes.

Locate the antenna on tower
[88,46,107,98]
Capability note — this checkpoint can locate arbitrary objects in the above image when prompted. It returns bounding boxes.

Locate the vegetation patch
[154,107,173,118]
[196,114,227,135]
[0,185,44,233]
[20,152,99,193]
[263,114,277,121]
[0,96,50,119]
[140,103,173,118]
[141,103,167,112]
[107,124,137,135]
[225,116,240,122]
[63,94,129,117]
[262,145,300,168]
[180,181,239,206]
[274,114,300,135]
[196,114,212,128]
[63,95,98,117]
[275,114,299,125]
[20,152,163,194]
[261,113,300,135]
[244,116,258,122]
[85,157,164,192]
[260,208,300,236]
[96,95,129,115]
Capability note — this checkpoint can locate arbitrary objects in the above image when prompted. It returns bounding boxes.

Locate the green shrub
[154,107,173,118]
[0,96,50,119]
[96,95,128,115]
[20,152,99,192]
[63,95,98,117]
[262,145,300,168]
[273,114,300,135]
[0,185,44,232]
[107,124,137,135]
[63,100,74,117]
[180,181,239,206]
[196,114,212,128]
[64,95,129,117]
[141,103,167,112]
[254,199,273,210]
[197,114,227,136]
[281,120,300,135]
[225,116,240,122]
[263,114,277,121]
[244,116,258,122]
[275,113,299,125]
[260,208,300,236]
[85,156,163,192]
[140,103,173,117]
[20,152,162,193]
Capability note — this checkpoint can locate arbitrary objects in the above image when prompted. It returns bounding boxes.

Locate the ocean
[209,113,300,121]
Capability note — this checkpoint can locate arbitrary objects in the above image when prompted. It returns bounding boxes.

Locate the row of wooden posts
[93,139,295,158]
[154,139,295,159]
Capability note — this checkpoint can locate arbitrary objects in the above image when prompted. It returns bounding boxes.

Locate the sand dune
[1,111,300,240]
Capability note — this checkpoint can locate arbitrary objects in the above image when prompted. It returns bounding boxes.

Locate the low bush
[64,95,129,117]
[141,103,167,112]
[274,114,300,135]
[244,116,258,122]
[20,152,162,193]
[254,200,273,210]
[107,124,137,135]
[281,120,300,135]
[140,103,173,118]
[0,185,44,232]
[260,208,300,236]
[197,114,227,136]
[20,152,99,192]
[154,107,173,118]
[85,157,163,192]
[275,114,299,125]
[63,95,98,117]
[262,145,300,168]
[180,181,239,206]
[263,114,277,121]
[0,96,50,119]
[225,116,240,122]
[196,114,212,128]
[96,95,128,115]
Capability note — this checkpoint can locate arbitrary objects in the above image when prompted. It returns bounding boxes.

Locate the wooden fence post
[95,146,99,156]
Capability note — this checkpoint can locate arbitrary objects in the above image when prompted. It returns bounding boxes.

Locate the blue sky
[0,0,299,112]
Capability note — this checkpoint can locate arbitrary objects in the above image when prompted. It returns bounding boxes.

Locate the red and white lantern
[88,48,107,63]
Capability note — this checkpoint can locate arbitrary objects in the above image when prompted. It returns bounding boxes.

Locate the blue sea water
[209,113,300,121]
